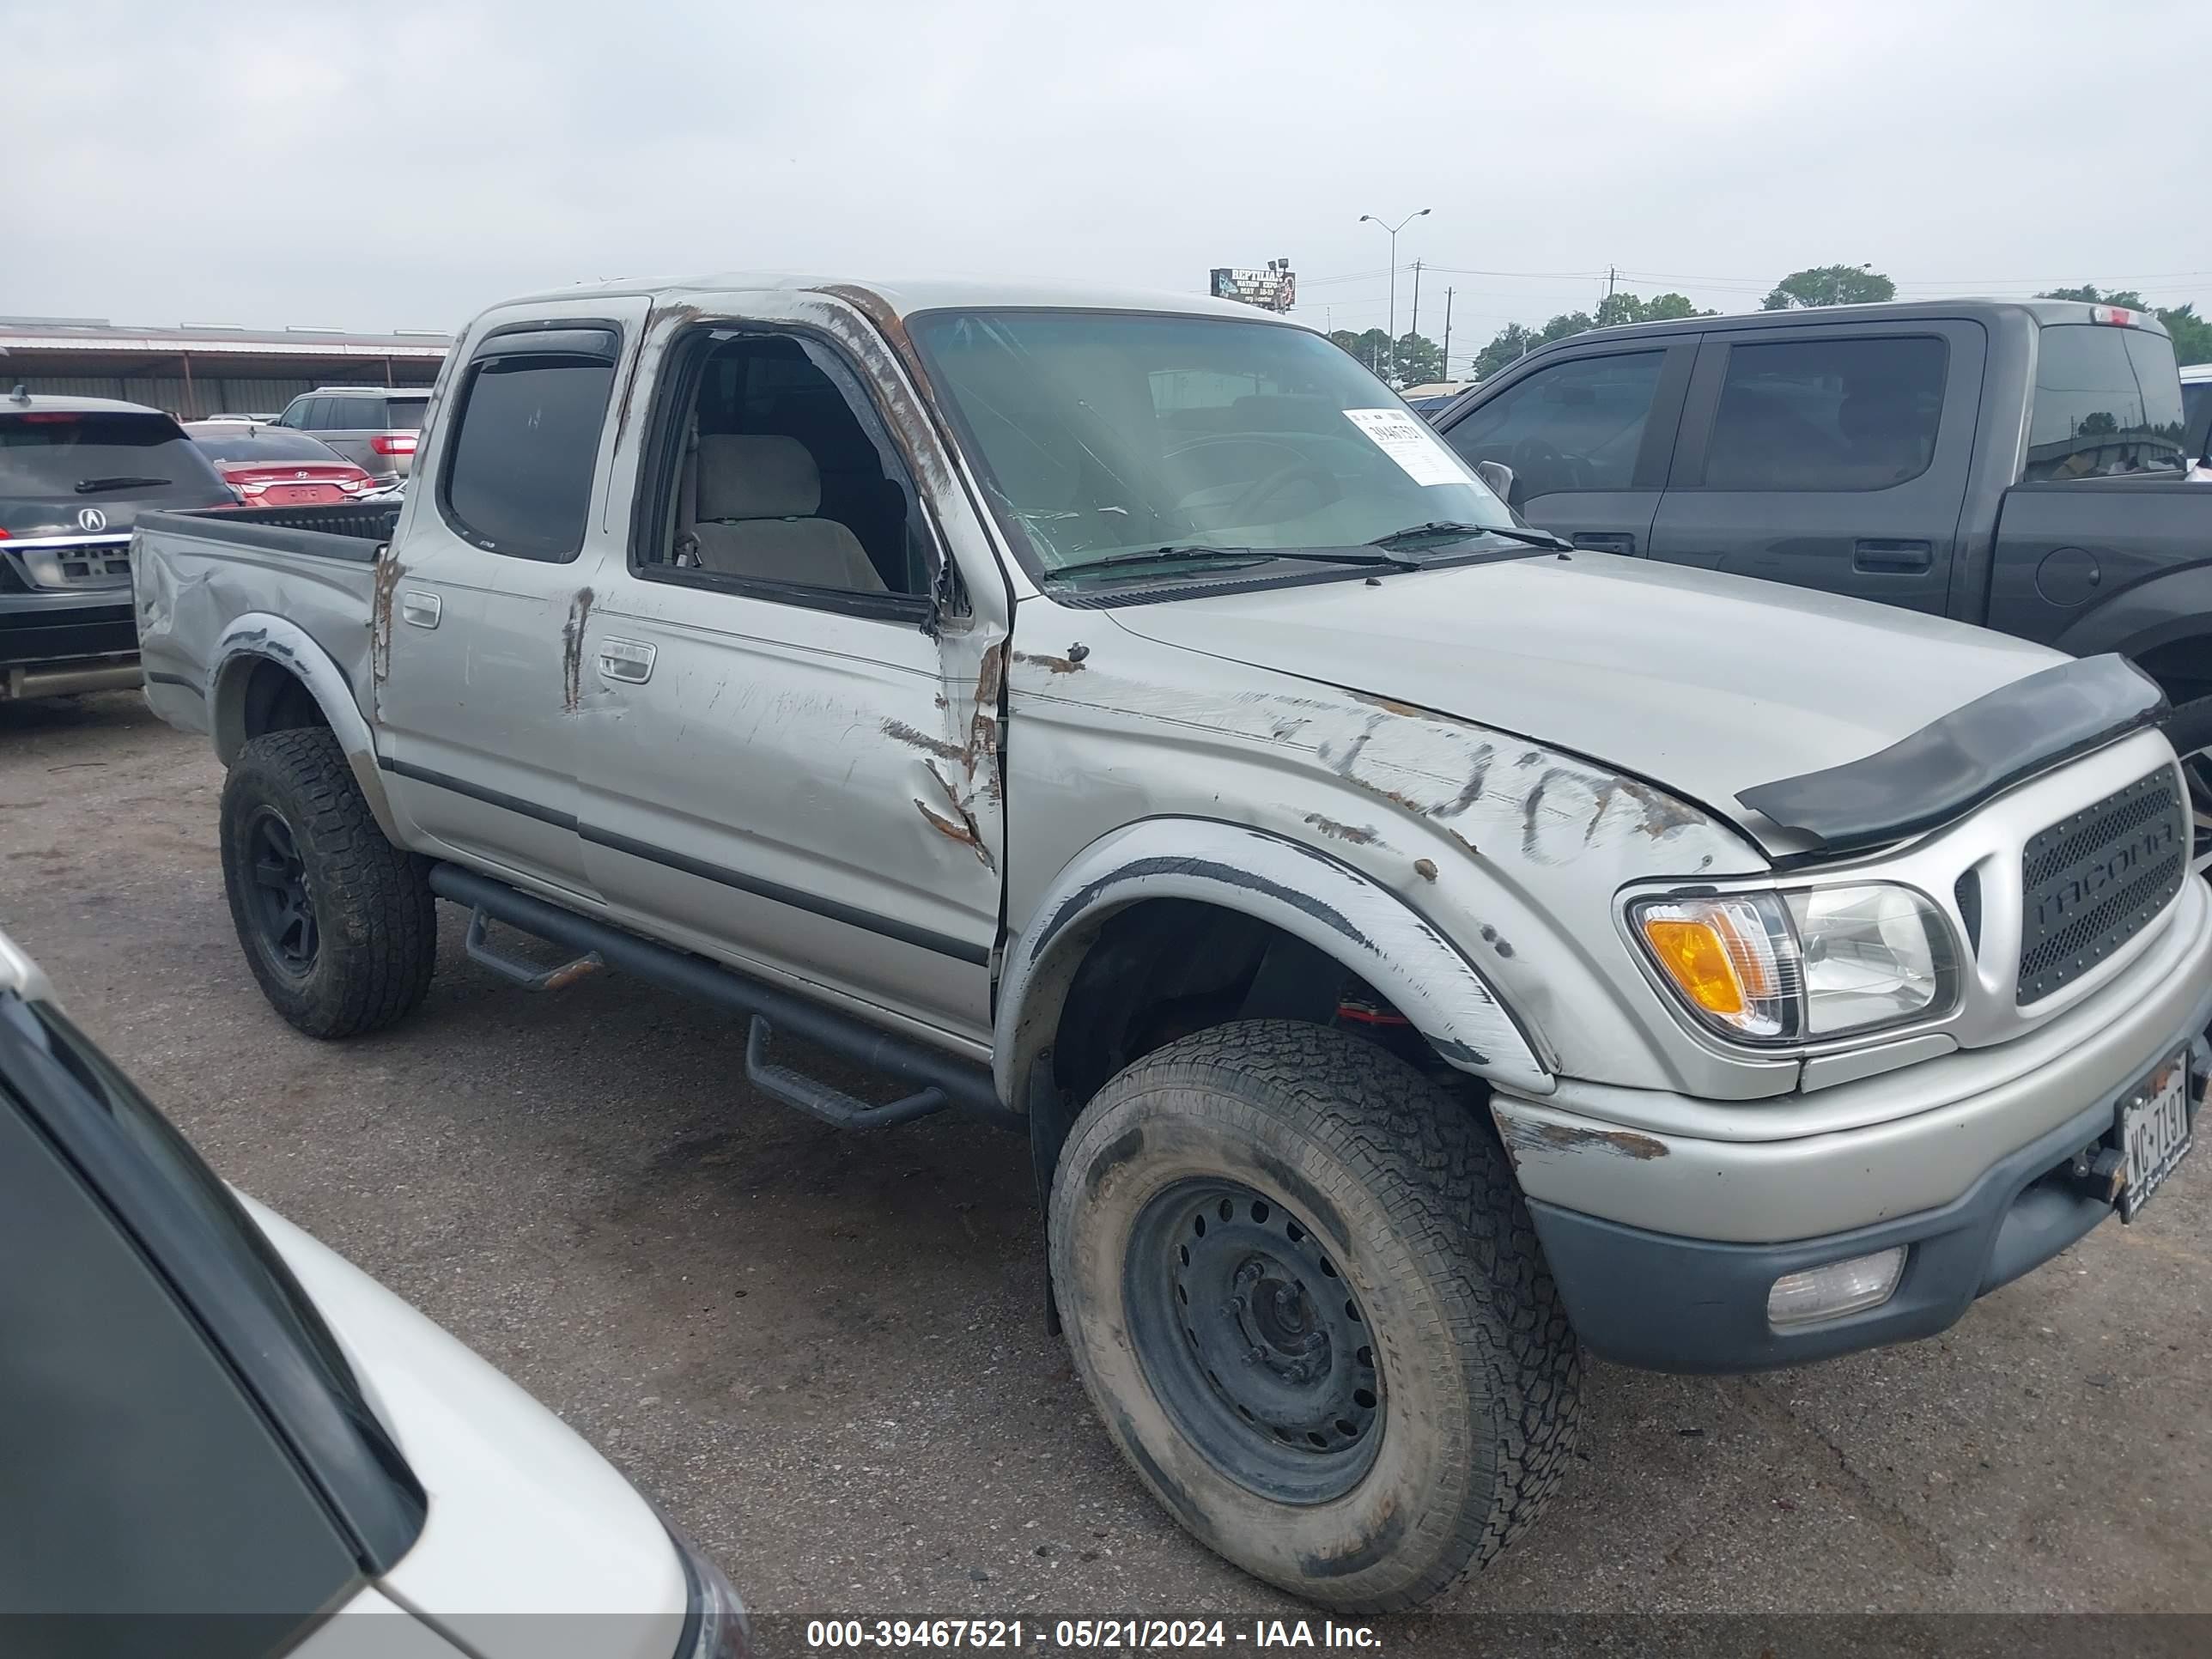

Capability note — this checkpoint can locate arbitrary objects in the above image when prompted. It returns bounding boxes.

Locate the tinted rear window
[190,429,349,464]
[2182,380,2210,464]
[2026,325,2186,480]
[383,396,428,432]
[0,410,225,499]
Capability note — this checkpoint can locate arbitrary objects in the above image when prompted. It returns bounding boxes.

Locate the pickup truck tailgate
[135,505,394,738]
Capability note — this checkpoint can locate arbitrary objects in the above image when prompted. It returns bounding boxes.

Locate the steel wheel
[1124,1178,1382,1504]
[245,805,319,975]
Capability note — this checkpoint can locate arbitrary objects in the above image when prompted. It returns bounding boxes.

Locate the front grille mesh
[2016,769,2187,1005]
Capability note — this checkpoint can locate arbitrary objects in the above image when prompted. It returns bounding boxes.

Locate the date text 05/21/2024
[803,1618,1383,1650]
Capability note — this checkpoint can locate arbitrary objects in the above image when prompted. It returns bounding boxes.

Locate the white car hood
[238,1195,688,1659]
[1107,551,2065,844]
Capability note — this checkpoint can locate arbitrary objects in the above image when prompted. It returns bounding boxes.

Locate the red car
[183,422,379,507]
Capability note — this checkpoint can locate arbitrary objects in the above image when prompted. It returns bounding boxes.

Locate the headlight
[1631,884,1955,1045]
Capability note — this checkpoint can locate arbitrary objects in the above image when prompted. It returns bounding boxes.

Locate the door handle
[1570,532,1637,556]
[399,591,441,629]
[1852,538,1933,574]
[596,638,657,684]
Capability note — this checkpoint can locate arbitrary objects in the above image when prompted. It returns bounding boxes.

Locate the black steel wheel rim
[1124,1179,1382,1505]
[246,806,319,975]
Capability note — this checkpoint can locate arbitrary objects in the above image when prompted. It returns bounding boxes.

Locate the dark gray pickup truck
[1430,298,2210,876]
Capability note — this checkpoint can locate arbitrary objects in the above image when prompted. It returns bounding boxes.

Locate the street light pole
[1358,207,1431,385]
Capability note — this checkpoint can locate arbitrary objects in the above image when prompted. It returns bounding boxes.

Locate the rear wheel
[1049,1022,1581,1613]
[220,727,437,1037]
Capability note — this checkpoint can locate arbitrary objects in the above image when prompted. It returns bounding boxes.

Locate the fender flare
[2052,562,2212,679]
[209,613,402,842]
[993,819,1553,1109]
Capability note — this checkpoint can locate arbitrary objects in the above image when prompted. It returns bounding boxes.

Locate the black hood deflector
[1736,654,2167,853]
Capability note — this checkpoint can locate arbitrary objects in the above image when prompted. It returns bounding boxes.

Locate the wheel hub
[246,807,319,975]
[1128,1180,1382,1504]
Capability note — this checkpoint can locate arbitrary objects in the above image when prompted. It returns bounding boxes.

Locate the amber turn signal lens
[1639,917,1748,1015]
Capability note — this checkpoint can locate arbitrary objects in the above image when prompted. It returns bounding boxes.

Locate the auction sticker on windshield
[1343,407,1468,487]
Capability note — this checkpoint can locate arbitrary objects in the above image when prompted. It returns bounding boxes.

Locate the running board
[464,909,605,992]
[744,1017,947,1130]
[425,863,1015,1131]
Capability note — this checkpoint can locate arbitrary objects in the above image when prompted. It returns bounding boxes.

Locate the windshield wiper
[1046,544,1421,580]
[74,476,171,494]
[1368,520,1572,552]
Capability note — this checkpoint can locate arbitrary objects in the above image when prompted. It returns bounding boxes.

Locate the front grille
[2017,768,2187,1005]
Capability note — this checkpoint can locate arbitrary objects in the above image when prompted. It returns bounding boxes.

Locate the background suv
[271,386,433,480]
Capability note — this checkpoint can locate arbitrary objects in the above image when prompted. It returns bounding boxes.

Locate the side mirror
[1472,459,1515,503]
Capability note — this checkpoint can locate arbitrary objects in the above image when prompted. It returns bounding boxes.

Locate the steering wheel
[1224,459,1342,525]
[1508,436,1589,495]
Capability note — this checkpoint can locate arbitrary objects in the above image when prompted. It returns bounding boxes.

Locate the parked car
[1425,299,2212,878]
[2183,362,2210,482]
[133,275,2212,1612]
[186,421,380,507]
[0,928,749,1657]
[1,390,236,699]
[271,386,432,480]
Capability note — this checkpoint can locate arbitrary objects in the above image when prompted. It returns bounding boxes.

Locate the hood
[1106,552,2065,846]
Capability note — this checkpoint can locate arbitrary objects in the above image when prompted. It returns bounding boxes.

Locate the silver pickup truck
[133,274,2212,1613]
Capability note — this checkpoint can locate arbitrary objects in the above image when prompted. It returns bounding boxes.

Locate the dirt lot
[5,692,2209,1638]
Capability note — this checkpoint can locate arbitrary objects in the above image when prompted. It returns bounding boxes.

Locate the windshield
[2025,325,2188,480]
[0,410,226,499]
[908,310,1516,580]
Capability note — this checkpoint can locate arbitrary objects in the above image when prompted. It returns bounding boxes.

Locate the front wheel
[1048,1022,1582,1613]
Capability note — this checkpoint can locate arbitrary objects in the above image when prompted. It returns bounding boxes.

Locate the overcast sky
[9,0,2207,373]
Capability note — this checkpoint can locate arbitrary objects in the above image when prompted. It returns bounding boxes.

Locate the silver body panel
[129,271,2212,1253]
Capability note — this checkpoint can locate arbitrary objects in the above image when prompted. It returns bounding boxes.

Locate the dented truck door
[375,298,653,901]
[568,290,1011,1044]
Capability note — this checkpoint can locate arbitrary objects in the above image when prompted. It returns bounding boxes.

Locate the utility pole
[1441,286,1454,385]
[1605,264,1617,317]
[1409,259,1423,362]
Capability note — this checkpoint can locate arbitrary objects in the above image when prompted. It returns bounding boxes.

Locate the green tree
[1471,323,1540,379]
[1328,328,1394,376]
[1595,290,1711,328]
[1761,265,1896,309]
[1391,331,1445,386]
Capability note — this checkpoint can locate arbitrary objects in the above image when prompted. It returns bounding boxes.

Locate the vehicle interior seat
[685,434,886,592]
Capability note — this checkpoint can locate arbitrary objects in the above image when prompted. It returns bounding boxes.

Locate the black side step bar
[427,863,1016,1132]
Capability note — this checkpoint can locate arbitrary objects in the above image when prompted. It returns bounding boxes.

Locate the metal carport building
[0,317,450,420]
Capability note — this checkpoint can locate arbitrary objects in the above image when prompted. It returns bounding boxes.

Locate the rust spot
[1012,649,1086,675]
[1413,858,1438,882]
[1303,812,1378,845]
[560,587,596,713]
[1351,690,1431,720]
[975,640,1006,707]
[882,717,965,763]
[918,763,996,872]
[1613,777,1705,839]
[1502,1118,1669,1161]
[541,955,605,992]
[368,553,404,685]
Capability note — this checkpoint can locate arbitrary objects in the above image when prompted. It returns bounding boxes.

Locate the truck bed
[1984,477,2212,659]
[134,503,397,738]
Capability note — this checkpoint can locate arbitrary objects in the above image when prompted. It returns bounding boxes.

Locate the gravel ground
[4,691,2209,1647]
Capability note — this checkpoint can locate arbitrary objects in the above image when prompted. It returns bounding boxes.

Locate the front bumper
[1496,878,2212,1372]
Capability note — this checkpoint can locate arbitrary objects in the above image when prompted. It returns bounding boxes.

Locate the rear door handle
[596,638,656,684]
[1570,532,1637,556]
[1852,538,1933,573]
[399,591,441,629]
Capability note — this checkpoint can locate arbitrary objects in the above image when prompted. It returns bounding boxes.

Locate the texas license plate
[2119,1053,2192,1221]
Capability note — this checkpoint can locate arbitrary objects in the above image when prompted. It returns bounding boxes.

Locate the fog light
[1766,1246,1906,1328]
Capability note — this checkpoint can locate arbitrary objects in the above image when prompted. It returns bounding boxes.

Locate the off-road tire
[1048,1020,1582,1613]
[220,727,436,1038]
